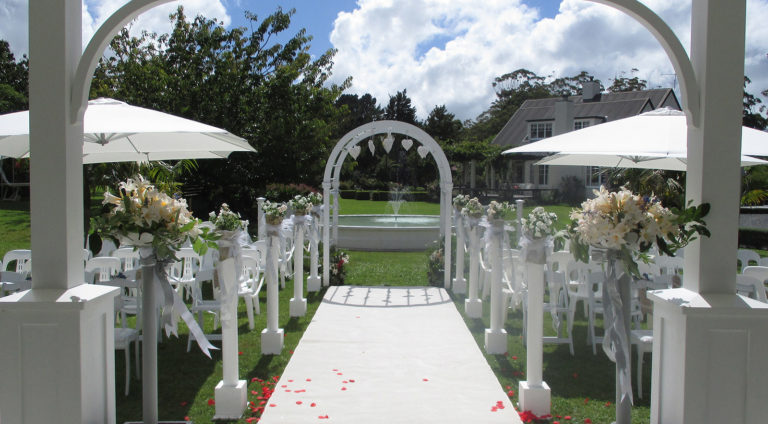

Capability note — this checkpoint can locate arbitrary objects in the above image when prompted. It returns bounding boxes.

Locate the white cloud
[329,0,768,121]
[0,0,231,59]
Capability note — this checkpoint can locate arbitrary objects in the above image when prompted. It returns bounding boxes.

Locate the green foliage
[557,176,586,206]
[743,76,768,130]
[335,93,384,135]
[264,183,316,202]
[425,104,463,143]
[605,168,685,209]
[0,40,28,114]
[89,6,349,223]
[739,227,768,250]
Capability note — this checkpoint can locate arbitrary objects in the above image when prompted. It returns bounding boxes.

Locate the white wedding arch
[321,120,453,288]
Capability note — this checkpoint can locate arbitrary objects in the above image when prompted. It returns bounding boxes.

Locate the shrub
[739,227,768,250]
[264,183,316,202]
[425,239,444,286]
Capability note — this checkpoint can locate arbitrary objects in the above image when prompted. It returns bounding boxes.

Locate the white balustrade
[214,257,247,419]
[290,215,308,317]
[261,225,284,354]
[485,219,508,354]
[465,219,482,318]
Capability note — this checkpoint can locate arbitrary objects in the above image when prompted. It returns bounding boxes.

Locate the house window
[574,120,591,130]
[587,166,603,187]
[538,165,549,185]
[529,122,552,141]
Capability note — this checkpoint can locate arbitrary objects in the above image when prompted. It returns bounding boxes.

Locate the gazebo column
[0,1,119,423]
[644,1,768,423]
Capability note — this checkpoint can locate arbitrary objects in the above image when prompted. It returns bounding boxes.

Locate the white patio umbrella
[0,97,255,163]
[502,107,768,170]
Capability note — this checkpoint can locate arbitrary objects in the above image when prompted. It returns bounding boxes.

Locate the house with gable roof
[491,81,681,195]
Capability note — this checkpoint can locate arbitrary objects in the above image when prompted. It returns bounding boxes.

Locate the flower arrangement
[209,203,248,232]
[329,247,349,286]
[95,175,215,260]
[452,194,470,210]
[426,239,444,286]
[486,200,516,221]
[307,191,323,207]
[569,186,710,275]
[288,194,312,216]
[521,207,558,239]
[263,200,288,225]
[461,197,483,219]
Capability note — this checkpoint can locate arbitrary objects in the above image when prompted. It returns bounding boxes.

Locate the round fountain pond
[334,214,441,251]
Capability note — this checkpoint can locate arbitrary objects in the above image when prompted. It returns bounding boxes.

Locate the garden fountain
[388,187,408,223]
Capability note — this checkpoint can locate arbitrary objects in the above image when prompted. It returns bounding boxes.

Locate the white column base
[649,288,768,424]
[465,298,483,318]
[484,328,508,354]
[261,328,284,355]
[518,381,551,416]
[452,277,467,294]
[289,297,307,317]
[213,380,247,420]
[306,275,321,292]
[0,285,119,424]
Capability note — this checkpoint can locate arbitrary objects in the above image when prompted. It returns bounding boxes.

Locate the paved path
[260,286,522,423]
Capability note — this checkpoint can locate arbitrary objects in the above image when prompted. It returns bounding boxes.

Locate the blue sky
[1,0,767,120]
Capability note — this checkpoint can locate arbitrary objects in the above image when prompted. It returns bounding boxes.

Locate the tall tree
[384,89,418,125]
[607,68,648,92]
[0,40,28,113]
[335,93,383,135]
[743,76,768,130]
[424,105,463,143]
[91,7,350,220]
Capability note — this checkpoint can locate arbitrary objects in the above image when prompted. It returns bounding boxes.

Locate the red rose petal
[507,390,515,397]
[491,407,498,412]
[238,351,243,355]
[184,417,190,421]
[423,378,429,382]
[269,403,277,407]
[585,419,593,423]
[180,401,188,406]
[341,387,347,391]
[296,401,303,405]
[349,379,355,383]
[512,356,518,360]
[343,380,348,384]
[207,399,215,406]
[281,385,288,388]
[306,378,312,382]
[310,403,317,407]
[288,379,294,382]
[565,416,572,420]
[337,372,343,375]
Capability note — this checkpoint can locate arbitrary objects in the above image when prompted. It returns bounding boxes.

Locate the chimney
[582,80,601,102]
[554,95,573,136]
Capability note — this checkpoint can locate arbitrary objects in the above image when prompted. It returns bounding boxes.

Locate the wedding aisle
[259,285,523,423]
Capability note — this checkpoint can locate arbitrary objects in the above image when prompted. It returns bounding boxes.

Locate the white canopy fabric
[502,108,768,165]
[535,152,766,171]
[0,97,254,163]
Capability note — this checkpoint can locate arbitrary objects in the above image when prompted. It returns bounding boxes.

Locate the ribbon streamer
[139,250,218,358]
[597,249,634,406]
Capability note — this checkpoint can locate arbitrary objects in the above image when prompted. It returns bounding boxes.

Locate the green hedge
[339,190,431,202]
[739,227,768,250]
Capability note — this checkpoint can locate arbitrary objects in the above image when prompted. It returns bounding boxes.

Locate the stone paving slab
[259,286,522,423]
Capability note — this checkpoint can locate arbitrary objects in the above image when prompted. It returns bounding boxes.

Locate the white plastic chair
[545,251,574,355]
[759,257,768,267]
[736,274,767,302]
[168,248,203,300]
[2,249,31,274]
[85,256,122,283]
[1,271,30,297]
[186,263,221,352]
[737,249,761,273]
[113,294,140,396]
[239,255,265,330]
[631,329,653,399]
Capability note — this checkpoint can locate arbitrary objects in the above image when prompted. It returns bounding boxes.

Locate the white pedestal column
[290,215,307,317]
[256,197,266,241]
[452,210,467,294]
[519,261,551,416]
[649,289,768,424]
[306,211,321,292]
[261,226,284,355]
[465,223,482,318]
[0,285,119,424]
[322,182,331,287]
[515,200,525,245]
[485,220,508,354]
[214,258,247,420]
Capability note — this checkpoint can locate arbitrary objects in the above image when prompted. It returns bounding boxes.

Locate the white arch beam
[71,0,176,123]
[587,0,699,126]
[322,121,453,288]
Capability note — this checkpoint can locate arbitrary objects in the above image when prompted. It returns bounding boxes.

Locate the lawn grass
[0,200,31,257]
[338,197,440,215]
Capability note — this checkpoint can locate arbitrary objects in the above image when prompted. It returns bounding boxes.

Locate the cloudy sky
[1,0,767,121]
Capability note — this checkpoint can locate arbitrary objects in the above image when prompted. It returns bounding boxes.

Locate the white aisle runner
[260,286,523,423]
